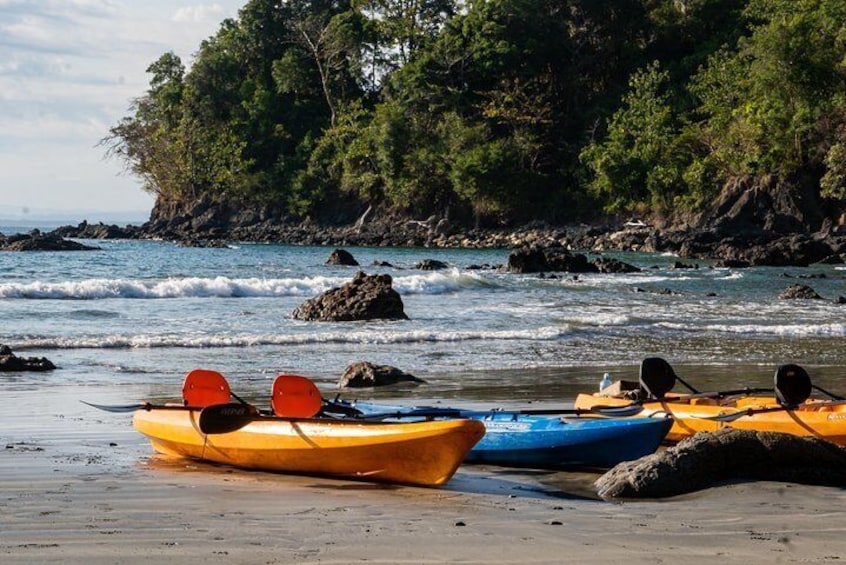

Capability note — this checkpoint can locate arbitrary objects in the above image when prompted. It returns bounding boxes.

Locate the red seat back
[271,374,322,418]
[182,369,231,407]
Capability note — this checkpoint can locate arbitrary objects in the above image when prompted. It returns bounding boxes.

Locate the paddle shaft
[699,399,846,422]
[81,401,203,413]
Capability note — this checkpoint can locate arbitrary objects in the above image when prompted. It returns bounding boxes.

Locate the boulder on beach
[292,271,408,321]
[595,428,846,499]
[0,345,56,372]
[326,249,359,266]
[338,361,426,388]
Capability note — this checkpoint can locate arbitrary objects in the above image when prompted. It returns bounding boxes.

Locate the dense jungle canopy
[104,0,846,226]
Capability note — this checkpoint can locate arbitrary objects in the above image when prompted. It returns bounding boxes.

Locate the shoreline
[4,379,846,563]
[29,214,846,268]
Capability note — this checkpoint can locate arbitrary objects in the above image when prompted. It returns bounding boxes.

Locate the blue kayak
[342,401,672,469]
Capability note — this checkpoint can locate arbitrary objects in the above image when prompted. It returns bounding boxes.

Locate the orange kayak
[574,393,846,445]
[133,408,485,487]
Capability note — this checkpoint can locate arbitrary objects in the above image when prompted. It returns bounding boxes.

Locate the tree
[581,61,681,213]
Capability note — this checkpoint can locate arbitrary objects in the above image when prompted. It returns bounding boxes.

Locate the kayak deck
[133,408,485,487]
[465,412,672,468]
[346,402,672,468]
[574,393,846,445]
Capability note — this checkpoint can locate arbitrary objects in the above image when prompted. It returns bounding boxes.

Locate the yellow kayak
[574,393,846,445]
[133,407,485,487]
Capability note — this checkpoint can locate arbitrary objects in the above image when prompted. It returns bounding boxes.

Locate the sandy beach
[2,382,846,564]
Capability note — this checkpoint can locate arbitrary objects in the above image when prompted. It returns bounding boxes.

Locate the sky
[0,0,245,222]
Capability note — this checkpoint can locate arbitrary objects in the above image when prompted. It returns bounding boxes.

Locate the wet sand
[3,384,846,563]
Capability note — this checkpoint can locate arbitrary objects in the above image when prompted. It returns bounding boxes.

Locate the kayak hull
[133,409,485,487]
[465,412,672,468]
[574,393,846,445]
[348,402,672,468]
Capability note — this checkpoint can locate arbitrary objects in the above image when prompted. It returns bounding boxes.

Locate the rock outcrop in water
[292,271,408,321]
[0,345,56,372]
[779,284,823,300]
[415,259,449,270]
[506,245,640,274]
[595,428,846,499]
[0,232,99,252]
[338,361,426,388]
[326,249,359,266]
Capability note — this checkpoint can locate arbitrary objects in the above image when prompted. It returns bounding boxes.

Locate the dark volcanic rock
[506,246,549,273]
[713,258,751,268]
[292,271,408,321]
[326,249,359,266]
[779,284,822,300]
[52,221,139,239]
[0,232,99,252]
[507,246,639,274]
[0,345,56,372]
[177,239,229,248]
[338,361,426,388]
[816,253,844,265]
[415,259,449,270]
[595,428,846,499]
[697,175,825,235]
[593,257,640,274]
[507,246,595,273]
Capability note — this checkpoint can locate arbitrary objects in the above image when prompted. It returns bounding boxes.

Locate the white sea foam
[656,321,846,337]
[0,271,491,300]
[11,326,571,350]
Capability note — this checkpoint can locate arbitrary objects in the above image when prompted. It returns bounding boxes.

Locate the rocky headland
[40,177,846,268]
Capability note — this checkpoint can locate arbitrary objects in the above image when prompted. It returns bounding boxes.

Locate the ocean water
[1,236,845,408]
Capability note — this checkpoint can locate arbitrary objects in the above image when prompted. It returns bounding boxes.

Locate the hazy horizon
[0,205,150,226]
[1,1,244,215]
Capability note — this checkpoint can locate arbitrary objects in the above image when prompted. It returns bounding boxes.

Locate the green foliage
[104,0,846,224]
[581,62,681,213]
[690,0,846,177]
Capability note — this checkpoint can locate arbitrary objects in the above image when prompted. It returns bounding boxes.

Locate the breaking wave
[0,270,494,300]
[10,326,572,351]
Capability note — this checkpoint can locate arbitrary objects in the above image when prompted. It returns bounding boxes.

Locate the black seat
[774,364,811,408]
[639,357,677,400]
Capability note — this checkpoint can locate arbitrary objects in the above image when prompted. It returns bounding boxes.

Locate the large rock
[292,271,408,321]
[593,257,641,274]
[338,361,426,388]
[1,232,99,252]
[326,249,359,266]
[415,259,449,270]
[0,345,56,372]
[697,175,825,235]
[779,284,822,300]
[507,246,639,274]
[52,221,139,239]
[595,428,846,499]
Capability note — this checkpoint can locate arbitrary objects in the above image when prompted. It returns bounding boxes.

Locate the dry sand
[3,384,846,564]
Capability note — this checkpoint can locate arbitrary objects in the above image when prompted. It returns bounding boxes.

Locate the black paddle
[196,402,649,435]
[199,402,263,433]
[81,401,196,413]
[197,403,470,434]
[83,390,258,415]
[695,364,844,422]
[331,402,646,419]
